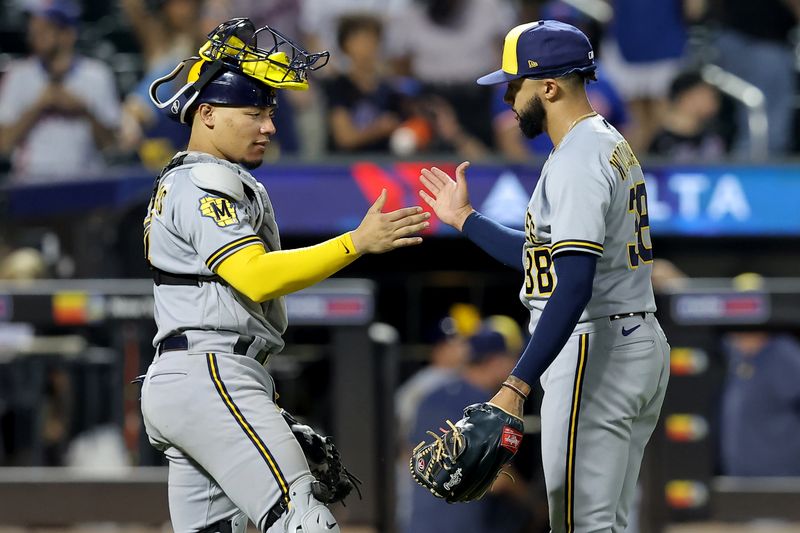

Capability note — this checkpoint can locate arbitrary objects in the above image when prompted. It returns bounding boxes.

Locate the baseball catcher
[140,16,428,533]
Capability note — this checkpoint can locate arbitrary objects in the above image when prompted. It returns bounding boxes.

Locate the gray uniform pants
[141,350,309,532]
[540,313,670,533]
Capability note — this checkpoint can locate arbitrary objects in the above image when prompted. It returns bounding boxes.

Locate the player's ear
[197,103,216,128]
[542,79,559,102]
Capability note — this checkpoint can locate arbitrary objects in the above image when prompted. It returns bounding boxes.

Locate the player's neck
[188,133,227,161]
[547,101,597,148]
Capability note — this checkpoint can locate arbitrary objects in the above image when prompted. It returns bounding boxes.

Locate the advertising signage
[5,162,800,237]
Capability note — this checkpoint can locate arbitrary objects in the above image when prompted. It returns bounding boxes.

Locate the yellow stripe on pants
[565,334,589,532]
[206,353,290,503]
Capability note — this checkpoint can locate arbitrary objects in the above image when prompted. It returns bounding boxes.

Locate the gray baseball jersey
[520,114,656,334]
[145,151,287,354]
[519,114,670,533]
[141,152,335,532]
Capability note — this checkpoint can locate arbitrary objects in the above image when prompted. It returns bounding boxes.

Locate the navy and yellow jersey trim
[206,235,263,271]
[206,353,290,505]
[551,239,604,258]
[565,334,589,533]
[143,216,152,260]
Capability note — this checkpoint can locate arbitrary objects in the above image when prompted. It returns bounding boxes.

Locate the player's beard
[518,94,546,139]
[238,158,264,170]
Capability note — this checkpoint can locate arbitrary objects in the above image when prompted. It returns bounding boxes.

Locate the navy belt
[610,312,647,321]
[158,334,270,365]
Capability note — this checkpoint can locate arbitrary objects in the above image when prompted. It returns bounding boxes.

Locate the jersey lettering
[627,181,653,268]
[609,141,639,181]
[154,183,169,215]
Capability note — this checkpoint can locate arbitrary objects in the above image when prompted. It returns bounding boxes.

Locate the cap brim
[476,69,521,86]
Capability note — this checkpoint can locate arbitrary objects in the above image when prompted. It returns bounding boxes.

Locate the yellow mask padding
[193,37,309,91]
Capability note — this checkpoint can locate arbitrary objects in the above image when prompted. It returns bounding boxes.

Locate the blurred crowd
[1,0,799,182]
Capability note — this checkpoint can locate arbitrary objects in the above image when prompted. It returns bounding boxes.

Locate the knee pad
[281,475,339,533]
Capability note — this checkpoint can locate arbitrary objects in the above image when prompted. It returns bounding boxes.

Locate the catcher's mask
[149,17,330,124]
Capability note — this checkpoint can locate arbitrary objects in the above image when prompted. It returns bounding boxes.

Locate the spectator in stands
[299,0,410,73]
[601,0,700,152]
[713,0,798,156]
[395,303,481,447]
[325,19,488,159]
[394,304,478,532]
[390,0,517,147]
[0,0,120,180]
[324,14,404,153]
[720,331,800,476]
[119,0,204,169]
[202,0,302,40]
[403,320,530,533]
[492,1,629,160]
[648,70,725,161]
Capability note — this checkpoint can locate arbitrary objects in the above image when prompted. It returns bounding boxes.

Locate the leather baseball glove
[281,409,362,505]
[409,402,524,503]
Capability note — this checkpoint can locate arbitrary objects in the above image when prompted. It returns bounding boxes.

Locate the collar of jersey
[552,112,599,153]
[174,151,252,177]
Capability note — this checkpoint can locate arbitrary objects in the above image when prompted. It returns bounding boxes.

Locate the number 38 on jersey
[524,245,555,298]
[523,214,556,298]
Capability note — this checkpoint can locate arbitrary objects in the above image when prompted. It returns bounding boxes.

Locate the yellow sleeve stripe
[206,235,263,270]
[551,240,604,256]
[206,353,290,505]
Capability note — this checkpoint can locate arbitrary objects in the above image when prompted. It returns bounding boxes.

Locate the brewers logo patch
[199,196,238,227]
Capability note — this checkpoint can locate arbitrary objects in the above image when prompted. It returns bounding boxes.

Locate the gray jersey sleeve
[170,180,261,272]
[545,157,612,258]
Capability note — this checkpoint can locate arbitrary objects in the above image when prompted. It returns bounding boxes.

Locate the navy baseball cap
[468,329,508,363]
[477,20,596,86]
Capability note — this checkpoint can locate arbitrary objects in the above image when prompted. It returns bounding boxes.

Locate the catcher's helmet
[150,18,329,124]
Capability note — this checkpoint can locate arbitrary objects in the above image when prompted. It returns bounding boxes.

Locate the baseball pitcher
[414,21,670,533]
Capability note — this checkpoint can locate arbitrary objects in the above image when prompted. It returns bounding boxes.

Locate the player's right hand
[350,189,430,254]
[418,161,474,231]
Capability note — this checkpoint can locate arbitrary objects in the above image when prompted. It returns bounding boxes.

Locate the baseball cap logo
[528,60,538,68]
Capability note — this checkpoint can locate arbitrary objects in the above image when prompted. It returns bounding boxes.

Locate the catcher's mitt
[410,402,524,503]
[281,409,362,505]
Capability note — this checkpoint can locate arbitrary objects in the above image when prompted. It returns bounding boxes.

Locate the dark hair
[560,70,597,87]
[336,13,383,50]
[668,71,708,101]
